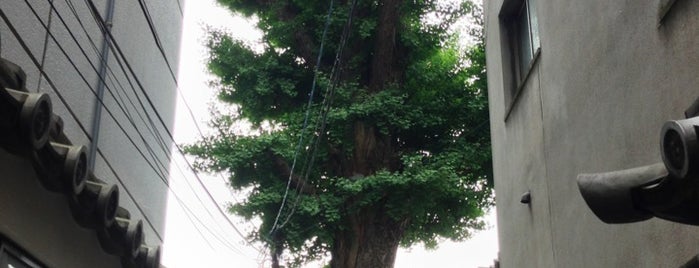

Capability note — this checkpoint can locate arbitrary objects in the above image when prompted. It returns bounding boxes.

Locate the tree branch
[267,149,317,194]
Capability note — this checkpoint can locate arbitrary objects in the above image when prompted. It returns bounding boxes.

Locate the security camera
[577,116,699,226]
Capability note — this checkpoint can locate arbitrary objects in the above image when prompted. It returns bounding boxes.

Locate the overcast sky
[162,1,499,267]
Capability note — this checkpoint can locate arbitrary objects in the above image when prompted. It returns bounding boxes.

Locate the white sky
[162,0,499,267]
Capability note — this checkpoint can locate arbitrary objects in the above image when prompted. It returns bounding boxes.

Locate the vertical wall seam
[536,53,558,267]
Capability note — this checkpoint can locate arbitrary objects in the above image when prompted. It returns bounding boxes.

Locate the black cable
[0,4,172,242]
[64,0,181,197]
[269,0,337,237]
[103,147,247,255]
[83,0,177,145]
[7,3,248,251]
[27,0,171,183]
[277,0,359,229]
[132,0,207,149]
[0,7,90,138]
[63,0,172,160]
[59,0,251,251]
[134,0,207,141]
[5,1,256,254]
[83,0,261,251]
[66,0,260,251]
[168,155,247,253]
[176,195,216,251]
[175,0,184,16]
[36,4,54,92]
[1,3,173,241]
[135,0,179,85]
[96,149,164,241]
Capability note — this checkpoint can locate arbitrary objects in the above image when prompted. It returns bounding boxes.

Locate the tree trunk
[271,232,283,268]
[330,208,408,268]
[369,0,403,92]
[333,0,409,267]
[271,253,281,268]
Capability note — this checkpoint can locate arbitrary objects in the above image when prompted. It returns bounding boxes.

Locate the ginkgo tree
[185,0,492,267]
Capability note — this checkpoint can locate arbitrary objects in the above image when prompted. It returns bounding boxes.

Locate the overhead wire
[63,0,173,160]
[135,0,179,84]
[7,0,252,252]
[277,0,359,229]
[50,0,246,253]
[98,143,242,254]
[80,0,261,252]
[135,0,209,141]
[25,0,171,184]
[99,0,240,212]
[64,0,181,189]
[174,0,184,16]
[61,0,252,252]
[147,0,234,201]
[22,0,181,240]
[268,0,336,237]
[0,5,171,241]
[35,4,54,92]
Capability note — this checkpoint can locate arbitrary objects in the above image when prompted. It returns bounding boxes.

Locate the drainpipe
[88,0,116,170]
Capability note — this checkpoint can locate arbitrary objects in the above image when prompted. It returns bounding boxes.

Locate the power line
[136,0,209,142]
[96,149,164,241]
[269,0,337,237]
[83,0,177,145]
[174,0,184,16]
[26,1,249,253]
[63,0,257,252]
[7,0,173,241]
[0,5,172,241]
[81,0,261,252]
[7,0,253,252]
[58,0,252,252]
[128,1,219,210]
[35,3,54,92]
[24,0,260,255]
[278,0,359,230]
[29,0,172,184]
[63,0,173,162]
[135,0,179,85]
[132,0,208,154]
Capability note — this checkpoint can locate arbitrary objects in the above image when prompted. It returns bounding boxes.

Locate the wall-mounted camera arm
[577,163,665,224]
[684,96,699,118]
[578,111,699,226]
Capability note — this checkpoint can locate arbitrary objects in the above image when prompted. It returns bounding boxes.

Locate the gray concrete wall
[486,0,699,267]
[485,1,555,267]
[0,0,183,265]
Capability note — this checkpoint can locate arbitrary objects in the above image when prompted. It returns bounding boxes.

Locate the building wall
[0,0,183,266]
[0,151,122,268]
[486,0,699,267]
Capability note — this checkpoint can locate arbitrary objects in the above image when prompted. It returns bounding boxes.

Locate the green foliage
[185,0,491,266]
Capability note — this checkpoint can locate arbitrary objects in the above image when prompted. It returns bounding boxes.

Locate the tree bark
[330,207,409,268]
[331,1,408,267]
[271,231,283,268]
[368,0,403,92]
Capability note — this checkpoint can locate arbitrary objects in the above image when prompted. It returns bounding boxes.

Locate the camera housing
[577,114,699,225]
